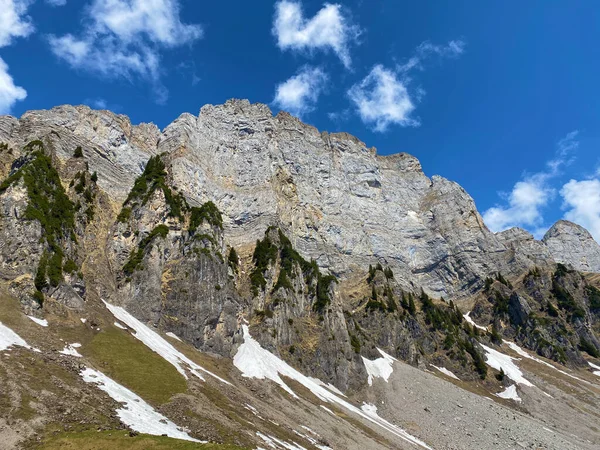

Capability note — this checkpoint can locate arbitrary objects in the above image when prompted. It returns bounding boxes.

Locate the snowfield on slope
[503,340,588,383]
[103,301,229,384]
[431,365,460,380]
[463,311,487,330]
[234,325,431,449]
[495,385,522,402]
[480,344,534,387]
[0,321,32,351]
[81,367,202,442]
[27,316,48,327]
[362,348,397,386]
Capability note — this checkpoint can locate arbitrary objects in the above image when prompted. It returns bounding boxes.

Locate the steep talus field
[0,101,600,449]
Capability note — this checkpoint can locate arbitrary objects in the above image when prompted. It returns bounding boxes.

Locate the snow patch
[166,332,182,342]
[504,340,587,383]
[59,344,83,357]
[256,432,307,450]
[114,322,127,330]
[81,367,201,442]
[463,311,487,331]
[27,316,48,327]
[320,405,336,416]
[0,321,32,351]
[234,325,431,448]
[361,348,397,386]
[80,318,87,324]
[589,361,600,376]
[480,344,533,387]
[103,301,230,385]
[495,385,522,402]
[431,365,460,380]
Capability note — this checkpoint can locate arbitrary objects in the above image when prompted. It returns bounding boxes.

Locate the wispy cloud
[348,65,418,132]
[45,0,67,6]
[0,0,34,114]
[48,0,203,103]
[482,131,579,237]
[346,39,464,132]
[272,0,361,69]
[397,40,465,72]
[273,66,328,117]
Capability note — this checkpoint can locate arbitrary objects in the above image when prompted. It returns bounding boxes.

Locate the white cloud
[0,0,34,47]
[561,178,600,242]
[45,0,67,6]
[48,0,203,101]
[0,57,27,114]
[273,66,327,117]
[483,176,554,237]
[343,40,463,131]
[397,40,466,73]
[272,0,360,68]
[348,64,418,132]
[482,131,579,237]
[0,0,33,114]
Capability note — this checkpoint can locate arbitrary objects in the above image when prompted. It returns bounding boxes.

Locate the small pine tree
[495,367,505,382]
[73,146,84,158]
[91,171,98,183]
[372,286,378,301]
[408,294,416,315]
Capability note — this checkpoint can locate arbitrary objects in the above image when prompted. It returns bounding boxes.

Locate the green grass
[35,430,246,450]
[83,327,187,405]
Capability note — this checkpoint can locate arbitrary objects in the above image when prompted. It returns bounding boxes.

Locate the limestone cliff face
[0,100,599,304]
[543,220,600,273]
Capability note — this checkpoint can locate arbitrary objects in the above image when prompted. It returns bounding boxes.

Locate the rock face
[1,100,600,393]
[543,220,600,272]
[2,100,599,302]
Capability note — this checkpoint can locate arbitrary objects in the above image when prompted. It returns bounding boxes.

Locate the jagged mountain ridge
[1,101,600,449]
[2,100,599,301]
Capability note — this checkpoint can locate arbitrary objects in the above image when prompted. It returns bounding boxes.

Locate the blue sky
[1,0,600,241]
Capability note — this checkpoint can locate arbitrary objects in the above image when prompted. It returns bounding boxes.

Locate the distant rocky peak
[543,220,600,272]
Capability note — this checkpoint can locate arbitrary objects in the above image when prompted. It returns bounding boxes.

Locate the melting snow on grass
[480,344,533,387]
[503,340,586,383]
[589,362,600,376]
[463,311,487,331]
[103,301,230,384]
[362,348,397,386]
[431,365,460,380]
[59,343,83,357]
[234,325,431,449]
[104,302,231,384]
[81,367,202,442]
[27,316,48,327]
[256,432,306,450]
[0,321,32,351]
[166,332,182,342]
[114,322,127,330]
[495,385,521,402]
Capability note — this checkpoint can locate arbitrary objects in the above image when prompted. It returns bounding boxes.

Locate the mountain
[0,101,599,449]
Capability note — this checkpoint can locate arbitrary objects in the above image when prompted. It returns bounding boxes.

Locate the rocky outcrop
[496,227,554,267]
[543,220,600,272]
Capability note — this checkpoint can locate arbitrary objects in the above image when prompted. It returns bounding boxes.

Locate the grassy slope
[35,430,246,450]
[82,326,187,405]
